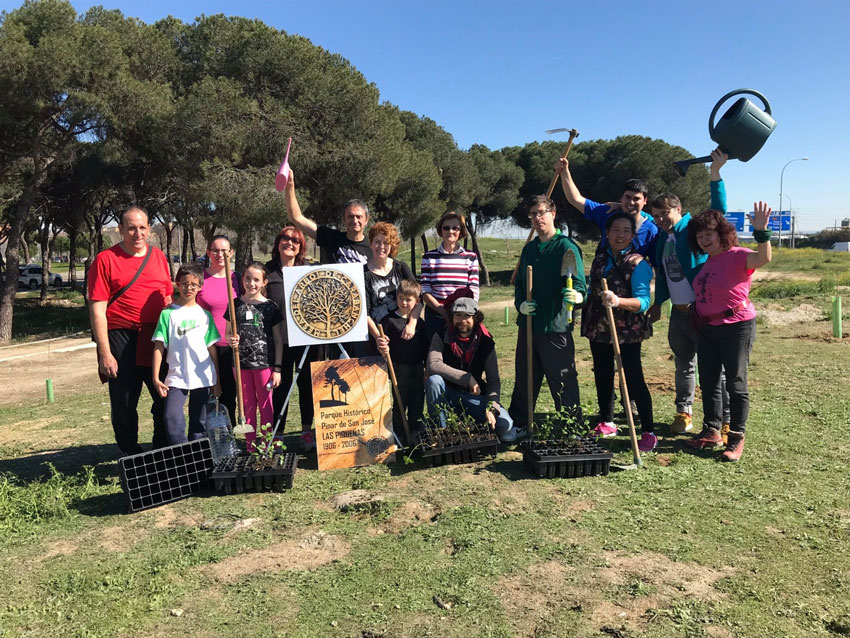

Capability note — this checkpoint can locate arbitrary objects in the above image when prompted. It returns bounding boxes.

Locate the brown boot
[685,427,723,449]
[721,431,745,462]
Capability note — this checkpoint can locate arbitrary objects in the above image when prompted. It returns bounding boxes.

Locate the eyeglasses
[528,210,553,219]
[177,282,201,290]
[442,225,461,232]
[279,235,301,245]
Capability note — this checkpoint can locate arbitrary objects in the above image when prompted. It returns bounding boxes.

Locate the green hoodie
[514,230,586,333]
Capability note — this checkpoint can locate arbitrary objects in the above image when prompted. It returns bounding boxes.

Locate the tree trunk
[164,224,175,278]
[39,220,50,303]
[420,233,429,253]
[20,231,31,264]
[68,228,78,286]
[410,236,416,277]
[467,216,490,287]
[0,179,44,342]
[181,226,189,264]
[189,228,198,261]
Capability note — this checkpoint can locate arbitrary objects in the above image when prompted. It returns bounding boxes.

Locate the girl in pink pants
[225,263,283,450]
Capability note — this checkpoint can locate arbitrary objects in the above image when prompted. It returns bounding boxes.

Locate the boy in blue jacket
[646,149,729,435]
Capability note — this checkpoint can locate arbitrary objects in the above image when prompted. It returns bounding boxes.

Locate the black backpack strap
[107,246,155,308]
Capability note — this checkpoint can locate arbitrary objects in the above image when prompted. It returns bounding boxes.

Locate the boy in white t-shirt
[152,263,222,445]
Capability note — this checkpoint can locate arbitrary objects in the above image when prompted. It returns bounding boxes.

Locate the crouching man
[424,298,520,442]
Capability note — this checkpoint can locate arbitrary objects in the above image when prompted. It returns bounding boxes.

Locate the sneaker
[300,430,316,452]
[720,423,731,445]
[500,426,527,443]
[721,431,745,462]
[685,427,723,449]
[638,431,658,452]
[590,422,618,438]
[670,412,693,434]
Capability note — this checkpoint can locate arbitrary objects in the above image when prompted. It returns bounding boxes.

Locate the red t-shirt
[88,245,173,329]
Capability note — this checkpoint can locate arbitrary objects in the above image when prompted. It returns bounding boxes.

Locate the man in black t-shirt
[283,169,371,264]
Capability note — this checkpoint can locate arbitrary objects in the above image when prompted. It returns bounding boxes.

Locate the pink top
[693,247,757,326]
[197,270,241,346]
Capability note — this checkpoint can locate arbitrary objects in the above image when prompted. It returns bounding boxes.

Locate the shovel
[561,250,577,323]
[224,252,253,436]
[601,278,642,468]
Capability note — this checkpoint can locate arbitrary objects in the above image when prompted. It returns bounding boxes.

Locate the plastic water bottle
[205,399,240,463]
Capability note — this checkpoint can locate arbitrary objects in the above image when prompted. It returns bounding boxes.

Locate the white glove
[562,288,583,305]
[519,300,537,316]
[601,291,620,308]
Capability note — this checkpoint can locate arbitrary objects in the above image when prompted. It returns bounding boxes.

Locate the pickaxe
[509,128,580,285]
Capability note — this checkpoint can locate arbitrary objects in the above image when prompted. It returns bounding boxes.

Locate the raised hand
[748,201,772,231]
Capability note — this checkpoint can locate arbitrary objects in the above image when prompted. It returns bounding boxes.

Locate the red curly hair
[688,209,738,255]
[368,222,401,258]
[272,224,307,266]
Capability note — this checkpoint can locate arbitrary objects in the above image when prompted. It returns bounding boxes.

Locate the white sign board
[283,263,368,347]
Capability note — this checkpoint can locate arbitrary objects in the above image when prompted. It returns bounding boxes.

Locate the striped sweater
[420,244,480,302]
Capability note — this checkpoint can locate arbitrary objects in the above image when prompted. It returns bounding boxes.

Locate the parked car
[18,265,63,289]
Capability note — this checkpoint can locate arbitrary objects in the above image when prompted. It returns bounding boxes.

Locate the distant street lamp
[779,157,809,247]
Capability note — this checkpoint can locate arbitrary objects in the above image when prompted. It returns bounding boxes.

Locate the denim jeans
[669,307,730,422]
[697,319,756,433]
[425,374,514,437]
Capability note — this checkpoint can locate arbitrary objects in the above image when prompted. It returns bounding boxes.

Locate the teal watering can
[673,89,776,176]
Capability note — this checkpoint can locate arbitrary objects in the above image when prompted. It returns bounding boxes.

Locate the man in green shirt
[508,195,587,438]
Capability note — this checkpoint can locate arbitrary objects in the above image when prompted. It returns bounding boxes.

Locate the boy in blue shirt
[556,157,658,260]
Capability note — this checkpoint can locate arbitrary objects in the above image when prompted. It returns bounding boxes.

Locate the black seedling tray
[118,438,214,513]
[523,439,613,479]
[211,453,298,494]
[415,428,499,467]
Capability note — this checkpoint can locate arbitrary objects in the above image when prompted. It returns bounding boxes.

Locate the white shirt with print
[152,304,220,390]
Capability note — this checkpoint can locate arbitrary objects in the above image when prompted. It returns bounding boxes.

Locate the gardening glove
[601,291,620,308]
[562,287,583,305]
[519,300,537,316]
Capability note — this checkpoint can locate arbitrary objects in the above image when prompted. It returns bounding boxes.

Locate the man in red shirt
[88,207,174,455]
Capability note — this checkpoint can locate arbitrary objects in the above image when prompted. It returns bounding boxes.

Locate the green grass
[9,291,90,341]
[1,285,849,637]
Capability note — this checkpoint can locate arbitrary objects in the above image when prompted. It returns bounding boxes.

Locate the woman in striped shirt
[420,211,480,337]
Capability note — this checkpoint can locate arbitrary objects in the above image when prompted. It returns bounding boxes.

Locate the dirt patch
[202,530,350,582]
[0,416,73,448]
[495,552,735,635]
[382,500,438,532]
[97,524,150,553]
[0,334,103,407]
[656,455,674,467]
[40,539,80,561]
[497,560,578,636]
[147,503,202,529]
[597,551,734,603]
[758,303,822,327]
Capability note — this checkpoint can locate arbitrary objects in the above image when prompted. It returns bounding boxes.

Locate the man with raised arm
[284,169,372,264]
[88,206,174,455]
[556,158,658,258]
[647,149,730,435]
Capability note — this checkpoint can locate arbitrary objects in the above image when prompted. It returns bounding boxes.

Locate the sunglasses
[279,235,301,245]
[442,225,461,232]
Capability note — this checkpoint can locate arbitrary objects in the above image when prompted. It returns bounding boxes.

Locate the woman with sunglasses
[420,212,480,337]
[265,225,317,451]
[196,235,242,427]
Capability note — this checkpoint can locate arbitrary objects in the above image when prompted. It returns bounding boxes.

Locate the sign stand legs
[270,345,312,441]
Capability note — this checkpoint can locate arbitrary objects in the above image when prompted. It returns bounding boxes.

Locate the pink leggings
[238,367,274,445]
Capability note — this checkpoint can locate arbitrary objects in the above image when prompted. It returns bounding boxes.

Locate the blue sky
[5,0,848,231]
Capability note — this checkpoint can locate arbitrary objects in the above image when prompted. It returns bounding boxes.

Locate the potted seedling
[412,406,499,467]
[523,408,613,479]
[211,423,299,494]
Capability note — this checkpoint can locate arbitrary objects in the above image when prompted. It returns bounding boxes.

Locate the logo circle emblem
[290,268,362,340]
